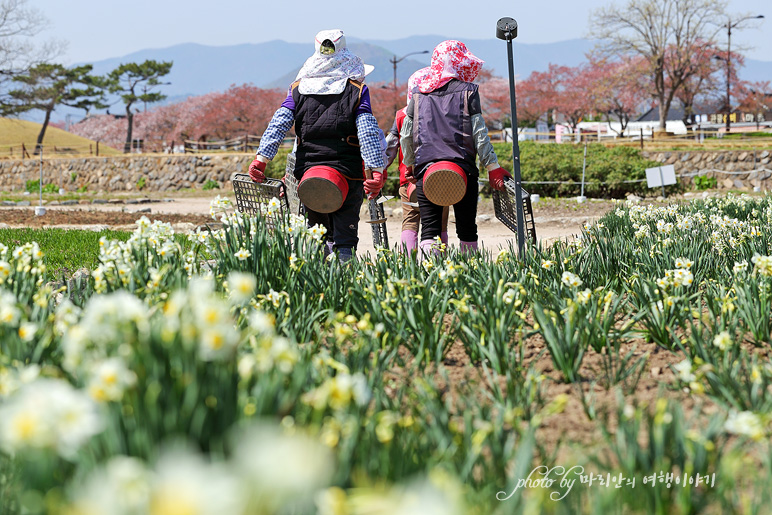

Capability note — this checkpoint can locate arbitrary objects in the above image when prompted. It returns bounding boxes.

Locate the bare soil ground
[0,193,615,255]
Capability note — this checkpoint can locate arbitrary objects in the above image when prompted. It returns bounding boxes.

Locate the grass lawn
[0,118,120,157]
[0,227,205,279]
[0,227,131,278]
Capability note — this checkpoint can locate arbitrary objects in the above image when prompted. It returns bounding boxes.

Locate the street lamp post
[721,14,764,133]
[496,17,526,255]
[389,50,429,109]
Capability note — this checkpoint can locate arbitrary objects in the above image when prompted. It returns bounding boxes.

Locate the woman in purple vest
[399,40,511,254]
[248,29,386,262]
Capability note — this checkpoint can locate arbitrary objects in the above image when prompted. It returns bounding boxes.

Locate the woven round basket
[423,161,467,206]
[298,166,349,213]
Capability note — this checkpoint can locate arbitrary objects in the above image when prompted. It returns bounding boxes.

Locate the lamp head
[496,17,518,40]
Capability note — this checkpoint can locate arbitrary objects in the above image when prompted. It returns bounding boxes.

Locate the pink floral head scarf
[296,29,366,95]
[417,40,484,94]
[406,67,430,104]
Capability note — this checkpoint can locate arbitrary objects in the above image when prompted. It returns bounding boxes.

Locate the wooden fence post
[96,141,99,157]
[243,133,248,153]
[640,128,644,150]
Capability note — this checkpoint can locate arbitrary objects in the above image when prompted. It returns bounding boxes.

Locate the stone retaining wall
[642,150,772,189]
[0,154,254,193]
[0,150,770,193]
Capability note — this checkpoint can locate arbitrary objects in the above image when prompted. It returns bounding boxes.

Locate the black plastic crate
[492,180,537,243]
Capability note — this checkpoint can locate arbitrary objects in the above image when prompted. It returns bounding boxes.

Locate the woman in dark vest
[249,29,385,262]
[399,40,511,255]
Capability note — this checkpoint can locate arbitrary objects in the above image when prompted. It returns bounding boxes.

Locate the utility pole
[721,14,764,133]
[389,50,429,112]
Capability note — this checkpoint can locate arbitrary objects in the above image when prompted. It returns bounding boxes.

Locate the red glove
[279,175,286,198]
[404,166,417,184]
[488,167,511,191]
[248,158,267,183]
[364,170,385,199]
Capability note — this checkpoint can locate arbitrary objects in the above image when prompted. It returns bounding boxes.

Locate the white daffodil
[724,410,765,441]
[673,359,696,383]
[712,331,733,351]
[87,358,137,402]
[149,449,245,515]
[0,378,103,458]
[233,423,334,510]
[227,271,256,304]
[561,271,583,288]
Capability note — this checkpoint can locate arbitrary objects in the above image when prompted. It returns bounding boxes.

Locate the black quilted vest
[292,79,364,180]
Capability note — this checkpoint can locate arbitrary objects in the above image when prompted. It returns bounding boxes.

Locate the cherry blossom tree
[367,80,402,133]
[133,93,218,150]
[586,56,649,135]
[590,0,727,131]
[517,64,592,132]
[195,85,284,140]
[736,80,772,129]
[516,66,562,129]
[69,114,126,148]
[478,76,511,128]
[672,42,733,123]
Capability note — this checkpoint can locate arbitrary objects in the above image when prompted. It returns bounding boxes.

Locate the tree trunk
[656,95,668,133]
[124,104,134,153]
[654,59,667,132]
[35,102,55,155]
[619,114,629,135]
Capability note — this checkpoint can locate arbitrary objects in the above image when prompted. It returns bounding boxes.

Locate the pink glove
[248,158,267,183]
[488,167,511,191]
[364,170,385,199]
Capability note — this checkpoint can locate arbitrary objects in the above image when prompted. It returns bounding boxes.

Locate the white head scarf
[295,29,366,95]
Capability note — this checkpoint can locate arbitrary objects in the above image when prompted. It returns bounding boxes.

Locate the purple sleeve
[280,87,296,112]
[355,85,373,116]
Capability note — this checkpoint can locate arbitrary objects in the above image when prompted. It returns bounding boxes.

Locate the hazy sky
[34,0,770,63]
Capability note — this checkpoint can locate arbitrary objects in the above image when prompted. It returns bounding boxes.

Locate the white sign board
[645,165,677,189]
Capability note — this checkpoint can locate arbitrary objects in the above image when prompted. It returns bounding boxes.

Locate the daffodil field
[2,194,772,514]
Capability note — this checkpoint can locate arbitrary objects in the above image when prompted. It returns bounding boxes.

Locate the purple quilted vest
[410,79,477,174]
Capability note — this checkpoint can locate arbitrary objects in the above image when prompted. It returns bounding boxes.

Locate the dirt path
[0,193,615,255]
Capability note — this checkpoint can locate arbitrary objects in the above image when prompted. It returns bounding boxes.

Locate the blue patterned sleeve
[257,106,295,160]
[355,112,386,169]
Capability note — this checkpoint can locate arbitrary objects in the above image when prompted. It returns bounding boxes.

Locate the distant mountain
[84,41,313,99]
[82,37,600,98]
[363,35,597,78]
[262,41,429,90]
[33,36,769,123]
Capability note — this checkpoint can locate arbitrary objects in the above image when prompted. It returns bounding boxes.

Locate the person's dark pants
[305,178,364,250]
[416,163,479,243]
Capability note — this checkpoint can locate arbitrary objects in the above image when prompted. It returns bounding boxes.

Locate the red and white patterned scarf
[406,67,430,104]
[417,40,484,94]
